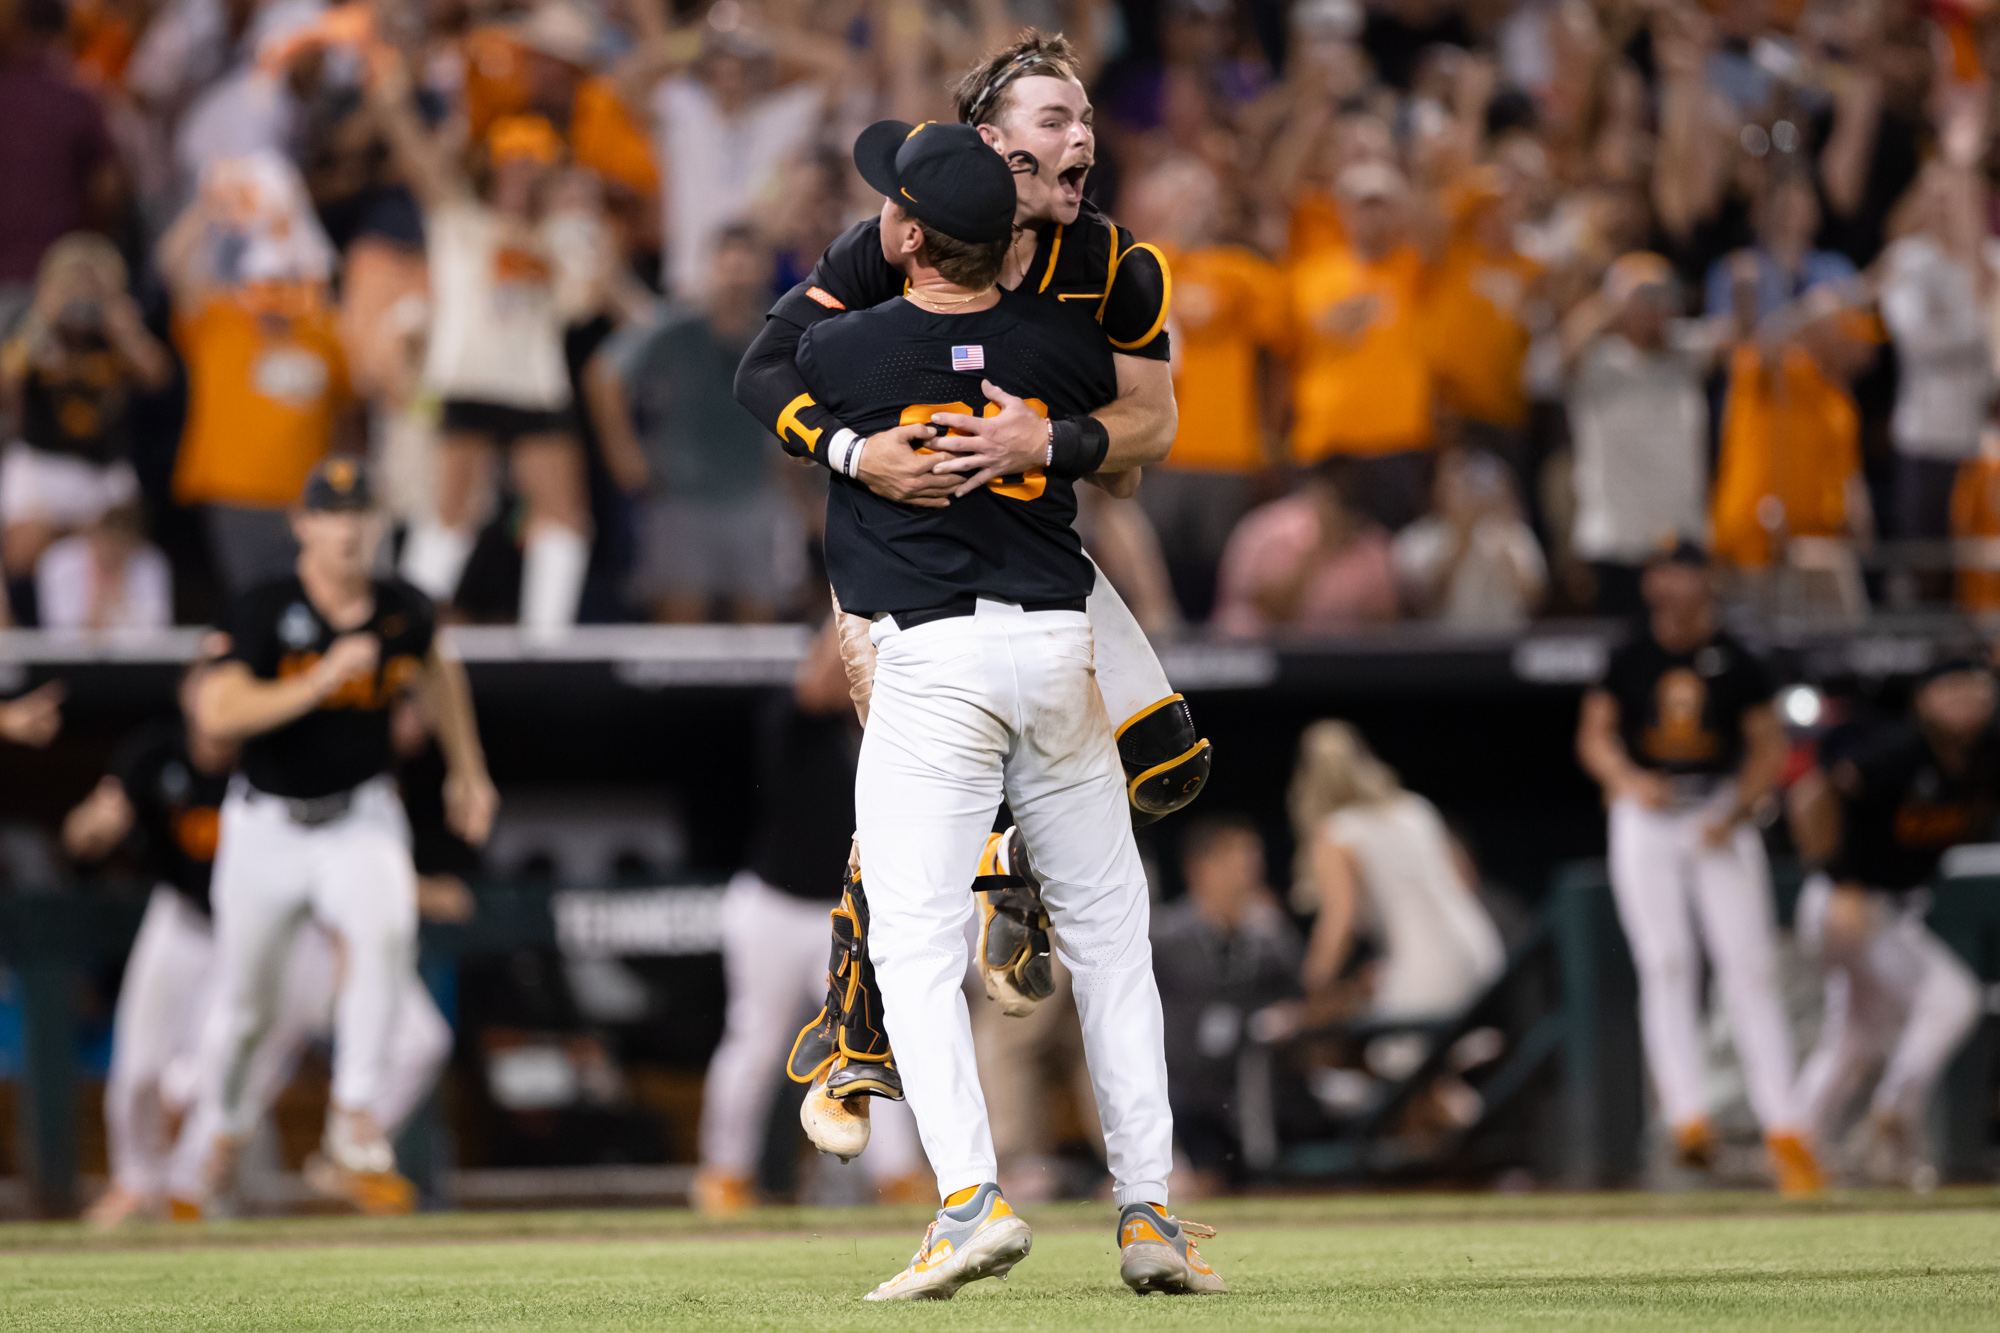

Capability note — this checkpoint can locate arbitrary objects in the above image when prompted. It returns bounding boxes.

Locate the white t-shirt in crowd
[1393,515,1547,631]
[1880,235,1992,461]
[421,199,573,411]
[1567,330,1711,564]
[652,76,824,299]
[1323,793,1506,1020]
[35,536,173,634]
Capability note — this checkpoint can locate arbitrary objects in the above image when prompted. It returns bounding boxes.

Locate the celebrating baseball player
[1576,542,1822,1195]
[733,32,1210,1163]
[1787,658,1992,1188]
[193,457,496,1212]
[794,118,1220,1300]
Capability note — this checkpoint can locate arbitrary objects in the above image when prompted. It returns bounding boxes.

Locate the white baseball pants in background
[1608,792,1802,1134]
[856,601,1171,1206]
[210,775,419,1132]
[1793,875,1983,1137]
[700,870,920,1181]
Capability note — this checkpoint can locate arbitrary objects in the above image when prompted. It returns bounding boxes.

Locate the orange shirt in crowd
[172,290,352,509]
[1950,444,2000,612]
[462,28,536,140]
[1287,191,1345,266]
[1161,244,1286,473]
[570,75,660,197]
[1287,243,1434,462]
[1422,236,1541,429]
[1711,344,1860,567]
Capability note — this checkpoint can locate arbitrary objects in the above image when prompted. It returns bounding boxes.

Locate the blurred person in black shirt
[1787,660,1992,1189]
[1577,541,1822,1194]
[690,617,924,1215]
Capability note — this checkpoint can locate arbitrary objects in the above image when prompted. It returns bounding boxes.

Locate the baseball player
[1576,542,1822,1194]
[691,616,924,1214]
[798,120,1222,1300]
[193,457,496,1212]
[734,32,1210,1153]
[1787,660,1992,1188]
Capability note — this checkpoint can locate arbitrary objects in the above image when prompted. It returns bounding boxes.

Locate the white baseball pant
[700,870,920,1181]
[856,600,1171,1206]
[1608,792,1802,1134]
[1793,875,1983,1138]
[210,775,419,1132]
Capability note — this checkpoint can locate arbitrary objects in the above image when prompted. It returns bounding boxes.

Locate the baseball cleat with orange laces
[1118,1201,1226,1294]
[864,1182,1032,1301]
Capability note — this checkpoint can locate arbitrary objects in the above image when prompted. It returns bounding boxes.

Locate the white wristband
[828,428,864,479]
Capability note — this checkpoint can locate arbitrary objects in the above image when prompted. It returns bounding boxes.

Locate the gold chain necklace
[912,286,994,310]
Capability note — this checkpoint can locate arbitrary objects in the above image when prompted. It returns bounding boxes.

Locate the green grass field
[3,1189,1997,1331]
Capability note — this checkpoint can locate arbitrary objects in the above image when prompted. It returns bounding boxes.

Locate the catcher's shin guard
[975,827,1054,1017]
[786,864,901,1100]
[1116,694,1212,828]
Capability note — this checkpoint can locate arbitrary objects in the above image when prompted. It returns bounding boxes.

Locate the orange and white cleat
[1767,1131,1827,1198]
[1118,1201,1226,1294]
[304,1108,417,1216]
[1672,1118,1716,1171]
[84,1185,162,1229]
[691,1167,756,1216]
[864,1182,1033,1301]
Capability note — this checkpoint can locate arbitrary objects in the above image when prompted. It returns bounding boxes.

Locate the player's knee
[1116,695,1211,827]
[1635,943,1696,991]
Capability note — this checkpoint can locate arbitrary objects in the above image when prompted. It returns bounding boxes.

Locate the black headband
[964,51,1059,125]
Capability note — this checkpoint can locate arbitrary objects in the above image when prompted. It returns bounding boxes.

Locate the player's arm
[1704,703,1784,846]
[1300,832,1359,994]
[1576,689,1668,808]
[62,776,135,862]
[736,307,953,507]
[418,643,498,847]
[194,635,379,742]
[1786,764,1842,867]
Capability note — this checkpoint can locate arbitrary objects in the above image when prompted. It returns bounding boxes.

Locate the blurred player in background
[692,616,923,1215]
[1788,660,1992,1189]
[1576,542,1822,1195]
[194,457,496,1213]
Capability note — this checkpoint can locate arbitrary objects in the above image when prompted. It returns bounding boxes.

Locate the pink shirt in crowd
[1212,493,1399,638]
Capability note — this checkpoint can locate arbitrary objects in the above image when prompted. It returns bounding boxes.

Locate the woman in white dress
[1288,720,1506,1040]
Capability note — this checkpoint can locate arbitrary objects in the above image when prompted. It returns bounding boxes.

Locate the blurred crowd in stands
[6,0,2000,637]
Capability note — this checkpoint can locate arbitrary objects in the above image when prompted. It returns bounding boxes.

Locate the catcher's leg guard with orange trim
[975,827,1054,1016]
[787,861,903,1101]
[1116,694,1211,828]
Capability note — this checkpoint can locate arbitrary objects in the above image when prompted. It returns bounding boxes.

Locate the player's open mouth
[1057,164,1089,201]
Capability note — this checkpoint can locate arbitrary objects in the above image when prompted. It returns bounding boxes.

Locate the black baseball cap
[853,120,1016,244]
[300,455,374,512]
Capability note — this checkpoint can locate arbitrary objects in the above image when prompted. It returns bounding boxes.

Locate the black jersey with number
[1825,720,2000,893]
[795,290,1117,616]
[757,202,1169,459]
[226,576,436,800]
[109,718,231,915]
[1599,627,1777,776]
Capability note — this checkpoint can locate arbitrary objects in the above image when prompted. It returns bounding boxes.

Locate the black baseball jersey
[753,200,1169,459]
[226,577,436,800]
[748,690,859,901]
[1825,720,2000,893]
[1600,628,1777,776]
[11,335,134,466]
[108,718,231,915]
[795,290,1117,616]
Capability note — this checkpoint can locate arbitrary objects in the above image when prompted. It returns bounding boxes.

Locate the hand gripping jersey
[108,717,232,915]
[226,577,436,799]
[795,290,1119,616]
[1600,627,1777,778]
[740,201,1169,458]
[1825,720,2000,894]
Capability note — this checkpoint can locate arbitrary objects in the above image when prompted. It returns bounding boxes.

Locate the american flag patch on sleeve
[951,345,985,372]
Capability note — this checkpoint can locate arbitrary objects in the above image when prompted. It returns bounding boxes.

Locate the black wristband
[1047,416,1110,479]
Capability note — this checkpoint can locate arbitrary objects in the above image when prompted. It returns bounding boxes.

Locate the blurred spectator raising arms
[1120,156,1285,620]
[371,53,595,635]
[1422,166,1542,471]
[1393,449,1545,630]
[1561,254,1716,618]
[588,224,793,623]
[0,234,169,611]
[159,151,357,595]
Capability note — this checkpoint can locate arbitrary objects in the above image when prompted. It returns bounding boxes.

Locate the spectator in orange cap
[371,50,603,637]
[1286,161,1437,531]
